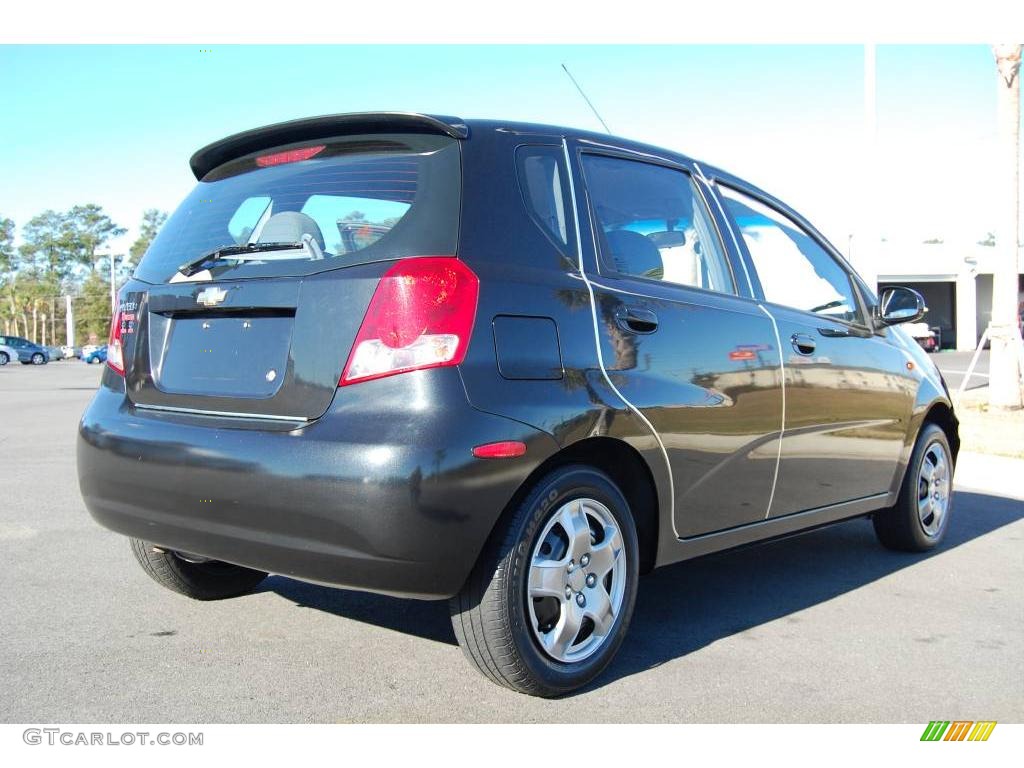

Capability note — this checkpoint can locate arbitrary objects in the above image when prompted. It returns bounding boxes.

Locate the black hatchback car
[78,112,959,697]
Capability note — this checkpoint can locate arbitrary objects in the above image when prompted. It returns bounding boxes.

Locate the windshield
[135,133,461,283]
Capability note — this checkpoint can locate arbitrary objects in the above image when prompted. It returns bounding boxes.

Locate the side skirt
[658,492,894,566]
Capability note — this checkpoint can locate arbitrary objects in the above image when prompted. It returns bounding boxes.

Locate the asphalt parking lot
[1,361,1021,723]
[932,349,990,392]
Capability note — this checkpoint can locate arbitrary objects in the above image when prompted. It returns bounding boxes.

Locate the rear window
[134,133,461,283]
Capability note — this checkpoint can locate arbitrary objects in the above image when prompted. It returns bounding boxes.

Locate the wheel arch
[489,436,661,574]
[922,400,960,464]
[890,376,961,498]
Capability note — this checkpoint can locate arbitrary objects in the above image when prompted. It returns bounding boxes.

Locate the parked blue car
[83,345,108,365]
[0,335,49,365]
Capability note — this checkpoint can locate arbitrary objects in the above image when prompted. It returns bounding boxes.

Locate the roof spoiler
[189,112,469,180]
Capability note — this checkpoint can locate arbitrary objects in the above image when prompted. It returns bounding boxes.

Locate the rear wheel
[873,423,953,551]
[450,465,639,697]
[30,352,45,365]
[129,537,267,600]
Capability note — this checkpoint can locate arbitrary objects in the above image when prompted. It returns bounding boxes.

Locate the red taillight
[340,257,479,386]
[472,441,527,459]
[107,305,125,376]
[255,145,325,167]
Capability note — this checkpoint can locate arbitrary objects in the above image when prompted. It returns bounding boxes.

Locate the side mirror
[877,286,927,326]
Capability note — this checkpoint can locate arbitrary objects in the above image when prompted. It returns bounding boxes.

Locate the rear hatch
[125,128,461,421]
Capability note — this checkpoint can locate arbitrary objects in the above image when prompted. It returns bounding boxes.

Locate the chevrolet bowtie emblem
[196,287,228,307]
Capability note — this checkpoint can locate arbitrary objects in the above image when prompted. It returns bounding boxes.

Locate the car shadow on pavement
[256,489,1022,688]
[259,575,458,645]
[591,488,1023,692]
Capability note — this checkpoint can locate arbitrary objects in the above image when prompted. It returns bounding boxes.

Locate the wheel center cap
[567,567,586,592]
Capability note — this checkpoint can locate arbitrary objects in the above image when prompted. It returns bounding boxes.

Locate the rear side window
[516,145,573,251]
[135,133,461,283]
[581,154,734,295]
[719,186,863,325]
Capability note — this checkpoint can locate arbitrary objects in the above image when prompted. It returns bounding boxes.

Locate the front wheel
[873,423,954,551]
[129,537,267,600]
[0,351,8,365]
[450,465,639,697]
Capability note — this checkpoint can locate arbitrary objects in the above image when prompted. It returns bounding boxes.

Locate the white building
[870,240,1024,351]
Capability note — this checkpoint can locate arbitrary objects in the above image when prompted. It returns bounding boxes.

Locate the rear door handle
[791,333,817,355]
[614,305,659,335]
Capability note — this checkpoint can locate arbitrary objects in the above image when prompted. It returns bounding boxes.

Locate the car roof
[190,111,780,211]
[190,111,706,180]
[188,111,850,273]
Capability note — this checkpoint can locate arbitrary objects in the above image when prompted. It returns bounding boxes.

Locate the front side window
[581,155,734,294]
[720,186,864,325]
[719,186,863,324]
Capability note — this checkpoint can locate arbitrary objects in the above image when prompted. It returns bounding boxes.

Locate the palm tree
[990,44,1023,410]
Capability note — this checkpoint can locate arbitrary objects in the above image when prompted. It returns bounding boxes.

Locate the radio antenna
[561,63,612,135]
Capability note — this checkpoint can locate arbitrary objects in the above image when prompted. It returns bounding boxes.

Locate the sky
[0,44,1017,270]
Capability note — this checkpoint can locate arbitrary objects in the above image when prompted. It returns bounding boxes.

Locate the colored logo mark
[920,721,997,741]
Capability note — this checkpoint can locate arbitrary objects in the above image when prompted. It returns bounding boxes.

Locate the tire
[449,465,639,697]
[129,537,267,600]
[31,352,45,365]
[0,352,7,365]
[873,423,954,552]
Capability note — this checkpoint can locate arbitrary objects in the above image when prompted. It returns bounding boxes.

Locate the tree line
[0,207,166,345]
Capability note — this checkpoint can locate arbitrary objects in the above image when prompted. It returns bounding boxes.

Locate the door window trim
[692,164,757,299]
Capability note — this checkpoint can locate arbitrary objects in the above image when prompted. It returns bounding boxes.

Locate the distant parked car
[62,345,82,359]
[0,335,49,365]
[906,322,939,353]
[0,343,16,366]
[83,345,108,364]
[81,344,101,359]
[45,346,64,361]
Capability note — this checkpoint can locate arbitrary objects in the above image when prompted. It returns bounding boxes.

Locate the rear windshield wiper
[177,242,307,277]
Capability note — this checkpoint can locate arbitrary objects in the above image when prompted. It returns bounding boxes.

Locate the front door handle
[791,333,817,355]
[614,305,659,335]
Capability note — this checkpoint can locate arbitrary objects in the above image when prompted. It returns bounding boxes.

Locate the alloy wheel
[917,441,950,537]
[526,497,626,663]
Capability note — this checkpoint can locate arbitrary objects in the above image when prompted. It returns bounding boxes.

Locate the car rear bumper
[77,369,557,599]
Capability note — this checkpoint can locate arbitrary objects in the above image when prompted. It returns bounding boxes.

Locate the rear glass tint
[134,133,460,283]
